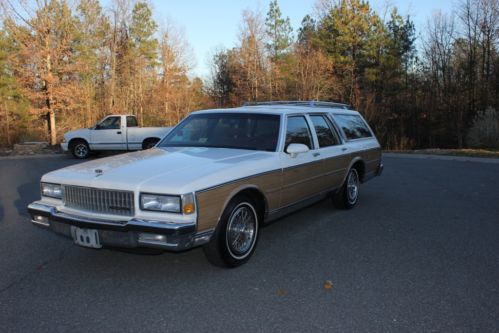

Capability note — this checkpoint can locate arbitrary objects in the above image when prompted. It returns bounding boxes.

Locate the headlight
[140,193,196,214]
[140,194,181,213]
[41,183,63,199]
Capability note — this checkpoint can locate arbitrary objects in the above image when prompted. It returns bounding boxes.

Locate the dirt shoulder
[0,145,62,157]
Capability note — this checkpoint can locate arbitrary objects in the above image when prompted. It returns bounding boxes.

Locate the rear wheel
[203,195,259,268]
[70,140,90,159]
[333,168,360,209]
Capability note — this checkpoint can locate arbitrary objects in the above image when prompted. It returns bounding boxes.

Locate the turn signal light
[183,203,195,214]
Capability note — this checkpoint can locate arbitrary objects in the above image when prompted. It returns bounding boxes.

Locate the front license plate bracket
[70,226,102,248]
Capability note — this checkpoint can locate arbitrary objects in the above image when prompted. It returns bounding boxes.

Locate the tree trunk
[4,101,10,146]
[49,110,56,145]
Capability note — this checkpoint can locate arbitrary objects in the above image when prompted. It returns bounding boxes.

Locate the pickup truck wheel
[71,141,90,159]
[203,195,259,268]
[142,138,159,150]
[333,168,360,209]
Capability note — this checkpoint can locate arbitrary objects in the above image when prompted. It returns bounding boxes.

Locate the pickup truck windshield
[159,113,280,152]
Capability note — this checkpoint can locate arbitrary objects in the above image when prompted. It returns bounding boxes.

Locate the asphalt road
[0,154,498,332]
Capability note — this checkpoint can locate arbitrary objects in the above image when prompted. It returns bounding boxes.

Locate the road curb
[383,153,499,164]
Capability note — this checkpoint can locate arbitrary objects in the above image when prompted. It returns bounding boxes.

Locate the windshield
[159,113,280,152]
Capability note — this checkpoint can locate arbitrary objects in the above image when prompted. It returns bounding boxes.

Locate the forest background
[0,0,498,150]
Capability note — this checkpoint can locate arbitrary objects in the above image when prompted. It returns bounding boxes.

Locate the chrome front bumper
[27,202,212,251]
[60,142,69,152]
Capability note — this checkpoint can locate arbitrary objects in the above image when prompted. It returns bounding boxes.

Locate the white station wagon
[28,102,383,267]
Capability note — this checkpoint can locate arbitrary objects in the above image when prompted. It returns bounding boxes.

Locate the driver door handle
[313,152,320,157]
[117,131,122,134]
[341,147,347,151]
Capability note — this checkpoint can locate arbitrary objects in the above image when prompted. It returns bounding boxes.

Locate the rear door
[308,114,351,189]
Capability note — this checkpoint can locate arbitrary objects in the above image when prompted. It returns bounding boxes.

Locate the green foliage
[297,15,316,46]
[209,49,235,107]
[265,0,293,60]
[75,0,109,77]
[0,30,30,145]
[130,2,158,64]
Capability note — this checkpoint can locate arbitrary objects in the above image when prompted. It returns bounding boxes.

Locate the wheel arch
[68,137,89,148]
[219,185,268,224]
[342,157,366,184]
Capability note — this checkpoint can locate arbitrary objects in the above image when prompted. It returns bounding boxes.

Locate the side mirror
[286,143,309,157]
[94,124,101,130]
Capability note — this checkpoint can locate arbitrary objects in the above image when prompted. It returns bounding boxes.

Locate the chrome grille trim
[63,185,135,217]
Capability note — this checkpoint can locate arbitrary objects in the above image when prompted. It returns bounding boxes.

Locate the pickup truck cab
[61,115,171,158]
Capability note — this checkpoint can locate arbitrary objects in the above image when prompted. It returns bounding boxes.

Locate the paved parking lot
[0,154,498,332]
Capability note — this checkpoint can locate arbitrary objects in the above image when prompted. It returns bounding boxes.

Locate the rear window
[310,115,341,147]
[332,114,372,140]
[127,116,138,127]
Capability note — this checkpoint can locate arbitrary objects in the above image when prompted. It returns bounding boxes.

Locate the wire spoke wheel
[226,204,257,258]
[346,169,359,204]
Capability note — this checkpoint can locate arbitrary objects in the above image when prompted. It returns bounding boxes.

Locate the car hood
[64,128,90,140]
[42,147,278,194]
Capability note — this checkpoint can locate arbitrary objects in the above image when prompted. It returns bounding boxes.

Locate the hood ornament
[94,169,103,176]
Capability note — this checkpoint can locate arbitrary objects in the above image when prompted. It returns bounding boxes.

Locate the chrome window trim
[282,114,316,152]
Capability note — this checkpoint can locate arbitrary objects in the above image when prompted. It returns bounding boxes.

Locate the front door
[90,116,125,150]
[280,115,323,207]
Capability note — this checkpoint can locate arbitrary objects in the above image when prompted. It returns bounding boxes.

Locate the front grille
[63,185,135,216]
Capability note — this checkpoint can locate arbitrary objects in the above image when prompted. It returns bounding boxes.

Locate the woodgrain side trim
[196,170,282,231]
[195,146,380,232]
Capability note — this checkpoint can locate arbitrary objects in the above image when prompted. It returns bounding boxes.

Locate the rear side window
[285,116,313,149]
[310,115,341,147]
[127,116,138,127]
[333,114,372,140]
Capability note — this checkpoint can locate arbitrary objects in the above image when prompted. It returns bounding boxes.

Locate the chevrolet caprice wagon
[28,101,383,267]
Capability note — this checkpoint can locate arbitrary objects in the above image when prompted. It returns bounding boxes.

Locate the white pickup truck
[61,115,171,159]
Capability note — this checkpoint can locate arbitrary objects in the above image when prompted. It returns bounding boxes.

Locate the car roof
[192,105,360,116]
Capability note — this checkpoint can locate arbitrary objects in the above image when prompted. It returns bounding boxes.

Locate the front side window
[98,116,121,130]
[310,115,341,147]
[159,113,280,152]
[333,114,372,140]
[285,116,313,149]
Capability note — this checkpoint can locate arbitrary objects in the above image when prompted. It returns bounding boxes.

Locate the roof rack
[243,101,352,110]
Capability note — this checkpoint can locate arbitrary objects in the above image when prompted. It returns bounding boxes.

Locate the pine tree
[129,1,158,123]
[265,0,293,61]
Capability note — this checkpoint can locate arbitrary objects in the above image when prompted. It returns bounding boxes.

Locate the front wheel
[333,168,360,209]
[203,196,259,268]
[71,141,90,159]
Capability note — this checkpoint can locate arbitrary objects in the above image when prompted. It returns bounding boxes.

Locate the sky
[148,0,456,78]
